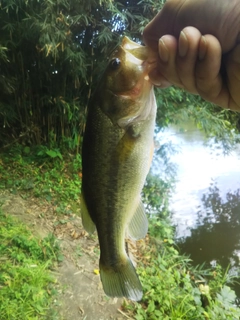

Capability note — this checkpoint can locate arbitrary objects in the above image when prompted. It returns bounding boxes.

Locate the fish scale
[81,36,158,301]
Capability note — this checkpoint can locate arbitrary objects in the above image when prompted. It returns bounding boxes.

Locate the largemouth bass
[81,36,157,301]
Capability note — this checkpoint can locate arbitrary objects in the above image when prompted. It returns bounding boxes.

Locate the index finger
[143,7,177,49]
[143,0,240,53]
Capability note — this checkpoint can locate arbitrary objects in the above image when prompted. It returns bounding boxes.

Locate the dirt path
[0,191,129,320]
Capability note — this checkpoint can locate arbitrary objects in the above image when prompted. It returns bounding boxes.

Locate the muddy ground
[0,191,134,320]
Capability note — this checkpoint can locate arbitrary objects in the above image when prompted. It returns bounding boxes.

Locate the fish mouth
[115,59,152,100]
[115,38,157,99]
[117,80,150,100]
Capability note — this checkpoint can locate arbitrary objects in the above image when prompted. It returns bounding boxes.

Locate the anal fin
[127,200,148,240]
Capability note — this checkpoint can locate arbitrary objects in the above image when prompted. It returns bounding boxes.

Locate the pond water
[157,122,240,299]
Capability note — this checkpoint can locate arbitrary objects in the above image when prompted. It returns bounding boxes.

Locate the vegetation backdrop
[0,0,238,153]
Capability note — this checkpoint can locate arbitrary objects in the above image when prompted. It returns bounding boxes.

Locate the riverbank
[0,147,239,319]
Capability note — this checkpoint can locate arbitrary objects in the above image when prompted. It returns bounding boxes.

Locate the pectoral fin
[80,193,96,234]
[127,200,148,240]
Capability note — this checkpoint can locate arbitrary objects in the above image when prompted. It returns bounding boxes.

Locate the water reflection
[158,125,240,239]
[157,123,240,300]
[177,183,240,300]
[177,183,240,268]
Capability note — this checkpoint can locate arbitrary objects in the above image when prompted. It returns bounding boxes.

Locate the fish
[80,36,157,301]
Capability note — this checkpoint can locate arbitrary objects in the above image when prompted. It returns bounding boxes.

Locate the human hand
[143,0,240,111]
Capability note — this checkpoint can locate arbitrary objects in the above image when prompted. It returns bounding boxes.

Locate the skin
[143,0,240,111]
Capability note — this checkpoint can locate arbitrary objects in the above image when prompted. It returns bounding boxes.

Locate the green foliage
[9,233,63,263]
[210,286,239,319]
[143,132,177,218]
[0,2,239,318]
[0,0,162,148]
[37,146,63,160]
[155,87,239,154]
[0,0,238,156]
[123,221,240,319]
[1,142,240,319]
[0,211,60,319]
[0,145,82,209]
[143,174,173,218]
[136,167,240,319]
[147,214,174,241]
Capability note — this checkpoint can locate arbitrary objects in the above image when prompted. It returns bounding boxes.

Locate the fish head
[98,36,158,128]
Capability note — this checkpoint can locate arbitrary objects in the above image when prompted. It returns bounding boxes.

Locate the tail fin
[99,257,143,301]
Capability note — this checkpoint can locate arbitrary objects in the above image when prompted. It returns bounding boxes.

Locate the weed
[0,211,60,319]
[1,144,240,320]
[75,245,83,257]
[123,218,240,320]
[0,145,82,211]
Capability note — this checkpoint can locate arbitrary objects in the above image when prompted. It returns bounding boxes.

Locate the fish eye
[110,58,121,69]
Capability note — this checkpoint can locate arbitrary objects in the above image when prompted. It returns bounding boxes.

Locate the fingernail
[159,38,169,63]
[179,31,188,57]
[198,36,207,60]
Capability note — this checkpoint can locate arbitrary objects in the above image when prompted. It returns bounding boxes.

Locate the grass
[0,144,82,212]
[0,210,62,320]
[123,217,240,319]
[1,144,240,319]
[0,145,80,319]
